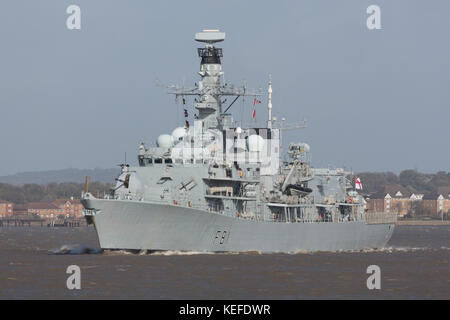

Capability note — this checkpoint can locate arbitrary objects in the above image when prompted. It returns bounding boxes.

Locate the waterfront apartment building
[52,198,84,217]
[0,200,14,217]
[19,198,84,218]
[25,202,63,218]
[366,191,450,217]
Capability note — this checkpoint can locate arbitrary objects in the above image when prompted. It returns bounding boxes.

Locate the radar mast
[167,30,262,130]
[194,30,225,128]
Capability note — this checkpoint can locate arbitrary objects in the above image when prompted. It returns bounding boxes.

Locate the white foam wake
[50,245,103,255]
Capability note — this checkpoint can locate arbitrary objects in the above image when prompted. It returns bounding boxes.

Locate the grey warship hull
[82,198,395,253]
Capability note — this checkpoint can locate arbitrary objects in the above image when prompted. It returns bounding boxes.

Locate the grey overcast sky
[0,0,449,176]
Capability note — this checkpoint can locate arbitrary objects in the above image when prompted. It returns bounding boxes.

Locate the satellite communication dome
[299,143,310,153]
[172,127,186,141]
[157,134,174,148]
[247,134,265,152]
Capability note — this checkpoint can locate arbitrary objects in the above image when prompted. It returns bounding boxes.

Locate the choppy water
[0,225,448,299]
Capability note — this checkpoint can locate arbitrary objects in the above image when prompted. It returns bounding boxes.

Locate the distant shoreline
[397,220,450,226]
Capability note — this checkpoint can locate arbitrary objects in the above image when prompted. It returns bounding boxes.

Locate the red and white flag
[355,177,362,190]
[252,98,261,119]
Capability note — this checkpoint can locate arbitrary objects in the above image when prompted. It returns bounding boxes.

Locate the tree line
[0,182,113,204]
[357,170,450,198]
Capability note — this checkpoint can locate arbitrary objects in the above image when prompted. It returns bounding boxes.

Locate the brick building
[15,198,84,218]
[367,191,450,218]
[0,200,14,217]
[52,198,84,217]
[365,198,384,213]
[437,194,450,214]
[25,202,63,218]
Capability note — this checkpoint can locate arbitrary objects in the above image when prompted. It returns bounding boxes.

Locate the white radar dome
[156,134,174,148]
[172,127,186,141]
[299,143,310,153]
[247,135,265,152]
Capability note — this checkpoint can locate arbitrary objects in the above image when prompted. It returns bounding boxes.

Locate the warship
[81,30,396,253]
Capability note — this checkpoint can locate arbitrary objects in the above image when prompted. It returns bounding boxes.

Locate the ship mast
[267,75,273,129]
[194,30,225,128]
[167,30,262,130]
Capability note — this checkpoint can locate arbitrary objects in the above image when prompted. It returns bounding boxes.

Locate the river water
[0,225,448,299]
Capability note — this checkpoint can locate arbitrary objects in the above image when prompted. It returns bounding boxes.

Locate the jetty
[0,216,86,227]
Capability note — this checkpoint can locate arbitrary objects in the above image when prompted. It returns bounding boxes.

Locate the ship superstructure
[81,30,396,253]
